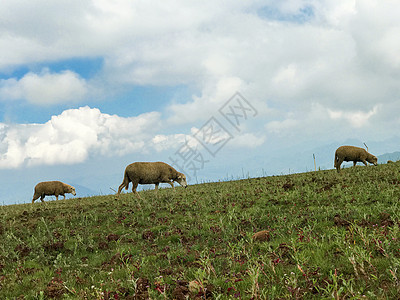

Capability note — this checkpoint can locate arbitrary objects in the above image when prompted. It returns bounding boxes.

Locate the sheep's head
[69,185,77,196]
[176,173,188,188]
[368,155,378,166]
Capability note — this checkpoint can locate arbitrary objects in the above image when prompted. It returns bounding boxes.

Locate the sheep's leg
[168,181,175,190]
[132,181,138,193]
[154,183,161,198]
[131,182,141,198]
[40,195,45,202]
[116,180,129,199]
[336,158,344,172]
[32,193,40,204]
[56,195,59,201]
[361,160,368,166]
[116,184,125,198]
[353,161,357,167]
[115,173,130,199]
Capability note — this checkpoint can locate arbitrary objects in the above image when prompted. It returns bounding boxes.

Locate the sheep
[116,162,187,198]
[334,145,378,172]
[32,181,76,203]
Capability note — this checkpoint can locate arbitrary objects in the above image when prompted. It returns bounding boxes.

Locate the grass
[1,162,400,299]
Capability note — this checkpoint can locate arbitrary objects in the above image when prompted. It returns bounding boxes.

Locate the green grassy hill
[1,162,400,299]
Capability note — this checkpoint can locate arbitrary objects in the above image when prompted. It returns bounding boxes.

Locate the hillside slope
[378,151,400,164]
[1,162,400,298]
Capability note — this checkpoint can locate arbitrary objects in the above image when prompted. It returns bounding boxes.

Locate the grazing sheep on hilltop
[32,181,76,203]
[116,162,188,199]
[334,145,378,172]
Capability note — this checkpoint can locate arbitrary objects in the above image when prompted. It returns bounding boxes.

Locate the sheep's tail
[116,171,130,199]
[123,172,129,190]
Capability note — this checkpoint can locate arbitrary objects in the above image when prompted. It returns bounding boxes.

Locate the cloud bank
[0,69,89,105]
[0,107,165,168]
[0,105,265,169]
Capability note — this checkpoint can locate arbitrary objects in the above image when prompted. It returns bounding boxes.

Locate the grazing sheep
[334,145,378,172]
[32,181,76,203]
[116,162,187,198]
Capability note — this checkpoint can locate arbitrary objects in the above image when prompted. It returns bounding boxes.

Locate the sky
[1,0,400,205]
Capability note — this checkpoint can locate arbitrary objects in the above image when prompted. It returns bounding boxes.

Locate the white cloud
[0,107,164,168]
[266,118,298,134]
[167,77,245,125]
[327,105,380,128]
[1,1,399,111]
[151,134,187,152]
[0,105,266,169]
[264,102,385,148]
[0,69,89,105]
[228,133,266,149]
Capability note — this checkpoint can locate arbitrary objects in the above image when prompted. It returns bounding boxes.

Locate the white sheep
[334,145,378,172]
[32,181,76,203]
[116,162,187,198]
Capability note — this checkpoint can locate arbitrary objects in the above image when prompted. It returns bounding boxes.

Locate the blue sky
[257,4,314,23]
[1,0,400,204]
[0,57,192,123]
